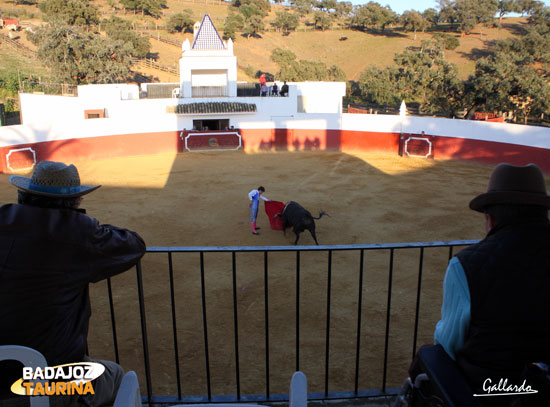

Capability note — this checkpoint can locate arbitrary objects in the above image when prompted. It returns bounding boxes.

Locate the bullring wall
[1,112,549,174]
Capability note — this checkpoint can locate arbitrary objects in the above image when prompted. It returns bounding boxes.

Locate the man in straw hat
[397,163,550,406]
[0,161,146,406]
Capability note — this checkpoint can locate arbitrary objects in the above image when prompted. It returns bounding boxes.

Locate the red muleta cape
[264,201,285,230]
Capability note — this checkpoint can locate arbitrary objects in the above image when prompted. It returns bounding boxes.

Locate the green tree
[313,10,332,30]
[527,4,550,28]
[271,47,297,65]
[299,60,328,80]
[517,0,544,16]
[119,0,167,18]
[239,3,267,19]
[103,16,150,57]
[433,32,460,50]
[401,10,429,40]
[272,11,300,34]
[233,0,271,14]
[497,0,520,27]
[291,0,313,16]
[496,6,550,63]
[224,12,245,40]
[422,8,439,27]
[0,72,21,95]
[166,10,194,33]
[327,64,346,81]
[334,1,353,28]
[315,0,337,12]
[394,41,463,114]
[351,2,397,32]
[438,0,499,35]
[270,48,345,81]
[30,22,133,84]
[242,14,265,38]
[39,0,100,27]
[357,41,463,116]
[455,0,499,35]
[358,66,401,106]
[471,51,550,123]
[437,0,458,26]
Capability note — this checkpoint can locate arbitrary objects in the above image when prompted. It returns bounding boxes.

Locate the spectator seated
[396,345,550,407]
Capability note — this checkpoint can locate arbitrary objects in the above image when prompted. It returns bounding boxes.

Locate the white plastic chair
[289,371,307,407]
[0,345,141,407]
[114,371,142,407]
[0,345,49,407]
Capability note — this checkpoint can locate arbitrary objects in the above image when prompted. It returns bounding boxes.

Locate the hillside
[0,0,526,84]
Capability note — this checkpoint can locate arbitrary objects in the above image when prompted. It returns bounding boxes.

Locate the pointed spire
[182,38,190,53]
[400,100,407,117]
[192,14,226,50]
[227,38,233,53]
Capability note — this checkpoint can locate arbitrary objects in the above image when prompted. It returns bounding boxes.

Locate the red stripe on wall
[2,129,550,175]
[1,131,182,172]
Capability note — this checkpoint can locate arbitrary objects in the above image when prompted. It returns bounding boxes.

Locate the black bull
[274,201,328,245]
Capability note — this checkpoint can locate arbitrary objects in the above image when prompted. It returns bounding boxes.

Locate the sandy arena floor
[0,150,507,397]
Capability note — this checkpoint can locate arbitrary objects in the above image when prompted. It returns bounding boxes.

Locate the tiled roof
[167,102,257,114]
[192,14,225,50]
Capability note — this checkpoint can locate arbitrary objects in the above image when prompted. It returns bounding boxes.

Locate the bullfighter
[248,186,270,235]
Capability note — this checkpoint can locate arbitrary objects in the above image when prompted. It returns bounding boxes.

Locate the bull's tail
[313,211,329,220]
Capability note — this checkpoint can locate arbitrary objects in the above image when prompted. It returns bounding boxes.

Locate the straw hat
[469,163,550,212]
[9,161,101,198]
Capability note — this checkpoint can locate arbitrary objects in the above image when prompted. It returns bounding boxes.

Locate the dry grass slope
[0,0,526,83]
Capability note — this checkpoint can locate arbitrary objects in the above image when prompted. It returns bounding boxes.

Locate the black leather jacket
[0,203,146,366]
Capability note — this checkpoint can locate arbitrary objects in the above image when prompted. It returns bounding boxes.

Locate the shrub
[433,33,460,50]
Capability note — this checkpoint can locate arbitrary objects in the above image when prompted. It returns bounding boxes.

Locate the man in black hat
[397,163,550,406]
[436,163,550,381]
[0,161,146,406]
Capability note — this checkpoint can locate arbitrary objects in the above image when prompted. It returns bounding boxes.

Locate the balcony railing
[191,86,228,98]
[95,241,478,405]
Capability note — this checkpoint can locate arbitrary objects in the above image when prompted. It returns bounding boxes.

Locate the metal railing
[97,240,478,405]
[191,86,228,97]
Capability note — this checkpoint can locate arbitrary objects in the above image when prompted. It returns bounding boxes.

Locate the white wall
[294,82,346,114]
[7,89,550,151]
[342,114,550,149]
[77,84,140,100]
[180,55,237,98]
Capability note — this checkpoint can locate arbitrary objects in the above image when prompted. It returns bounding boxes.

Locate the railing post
[168,252,182,400]
[382,248,395,393]
[264,251,270,398]
[324,250,333,397]
[412,247,425,359]
[106,277,120,365]
[135,261,152,404]
[295,251,300,372]
[231,251,241,399]
[354,249,365,394]
[199,251,212,400]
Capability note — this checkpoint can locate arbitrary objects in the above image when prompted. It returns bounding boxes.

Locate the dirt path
[0,151,504,397]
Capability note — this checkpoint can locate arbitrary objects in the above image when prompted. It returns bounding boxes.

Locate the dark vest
[456,219,550,375]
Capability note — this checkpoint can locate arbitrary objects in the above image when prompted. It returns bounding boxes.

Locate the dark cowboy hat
[9,161,101,198]
[469,163,550,212]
